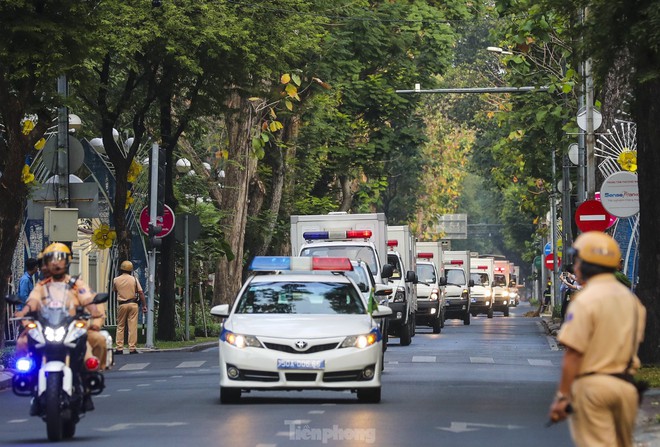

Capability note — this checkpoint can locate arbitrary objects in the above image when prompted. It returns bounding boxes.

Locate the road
[0,302,571,446]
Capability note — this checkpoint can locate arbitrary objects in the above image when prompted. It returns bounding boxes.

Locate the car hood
[226,314,374,338]
[445,284,466,297]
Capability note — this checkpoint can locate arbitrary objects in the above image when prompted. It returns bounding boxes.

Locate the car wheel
[432,316,442,334]
[357,387,381,403]
[463,312,471,326]
[400,320,412,346]
[411,313,416,337]
[487,308,493,319]
[504,307,510,317]
[220,387,241,404]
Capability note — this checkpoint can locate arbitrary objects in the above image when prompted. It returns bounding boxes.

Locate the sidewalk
[541,316,660,446]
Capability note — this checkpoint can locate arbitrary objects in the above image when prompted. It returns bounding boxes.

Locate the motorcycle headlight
[221,329,263,349]
[44,326,66,342]
[341,329,380,349]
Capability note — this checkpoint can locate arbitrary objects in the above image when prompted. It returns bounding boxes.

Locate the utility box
[44,207,79,242]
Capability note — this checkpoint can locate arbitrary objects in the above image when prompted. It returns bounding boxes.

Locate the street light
[487,46,513,55]
[176,158,192,174]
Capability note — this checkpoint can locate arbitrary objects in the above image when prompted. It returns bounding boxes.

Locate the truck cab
[415,252,446,333]
[470,258,494,319]
[386,241,417,346]
[492,260,511,316]
[443,251,474,325]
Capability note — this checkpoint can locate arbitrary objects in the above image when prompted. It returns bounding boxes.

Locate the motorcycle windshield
[39,303,71,327]
[40,282,75,326]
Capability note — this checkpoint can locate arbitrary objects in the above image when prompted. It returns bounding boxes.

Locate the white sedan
[210,257,391,404]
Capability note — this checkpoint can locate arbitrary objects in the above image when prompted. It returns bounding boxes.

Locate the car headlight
[485,300,490,306]
[430,289,439,301]
[392,286,406,302]
[341,329,380,349]
[221,328,263,349]
[44,326,67,342]
[503,300,508,305]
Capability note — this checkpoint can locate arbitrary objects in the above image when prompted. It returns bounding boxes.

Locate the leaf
[252,137,263,150]
[562,83,573,94]
[269,107,277,118]
[292,74,301,86]
[261,133,270,142]
[280,73,291,84]
[269,121,278,132]
[248,97,261,102]
[285,99,293,111]
[285,84,298,97]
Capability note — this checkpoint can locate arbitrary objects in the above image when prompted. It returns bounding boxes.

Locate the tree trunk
[338,175,353,211]
[213,90,257,306]
[633,78,660,363]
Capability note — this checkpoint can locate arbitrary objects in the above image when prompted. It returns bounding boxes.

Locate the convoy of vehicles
[385,226,418,346]
[442,251,474,325]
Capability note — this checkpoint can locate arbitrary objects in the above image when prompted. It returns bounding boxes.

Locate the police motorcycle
[7,291,109,442]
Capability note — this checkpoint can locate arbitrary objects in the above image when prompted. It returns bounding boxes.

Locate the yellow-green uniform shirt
[558,274,646,375]
[113,273,143,303]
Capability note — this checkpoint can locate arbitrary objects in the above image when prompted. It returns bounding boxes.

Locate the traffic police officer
[548,232,646,447]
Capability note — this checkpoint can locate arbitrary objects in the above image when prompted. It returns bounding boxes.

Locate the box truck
[470,257,494,319]
[386,225,418,345]
[415,241,446,332]
[443,251,474,325]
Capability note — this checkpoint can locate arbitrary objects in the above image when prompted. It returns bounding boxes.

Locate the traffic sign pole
[146,142,159,349]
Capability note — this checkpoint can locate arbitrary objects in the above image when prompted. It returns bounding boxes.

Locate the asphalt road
[0,301,572,446]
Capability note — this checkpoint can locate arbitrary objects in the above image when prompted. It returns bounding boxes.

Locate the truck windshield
[470,273,489,286]
[300,246,378,274]
[387,254,402,279]
[445,269,465,285]
[493,274,507,286]
[416,264,436,283]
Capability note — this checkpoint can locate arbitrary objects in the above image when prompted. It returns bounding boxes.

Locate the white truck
[492,260,512,316]
[443,250,474,325]
[415,241,446,332]
[385,225,418,345]
[470,257,494,319]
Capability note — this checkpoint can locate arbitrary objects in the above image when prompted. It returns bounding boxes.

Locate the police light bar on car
[494,266,504,272]
[302,230,373,241]
[417,252,433,259]
[386,240,398,248]
[249,256,353,272]
[450,260,463,265]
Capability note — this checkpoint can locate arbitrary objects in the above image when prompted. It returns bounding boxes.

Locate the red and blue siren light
[303,229,372,241]
[387,240,398,248]
[249,256,353,272]
[495,266,504,272]
[417,252,434,259]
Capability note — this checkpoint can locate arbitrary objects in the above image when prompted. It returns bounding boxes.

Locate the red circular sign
[545,253,561,270]
[140,205,175,238]
[574,200,612,232]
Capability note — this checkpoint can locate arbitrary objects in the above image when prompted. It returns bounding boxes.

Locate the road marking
[119,363,149,371]
[528,359,553,366]
[256,444,277,447]
[546,336,559,351]
[308,410,325,414]
[275,432,290,437]
[470,357,494,364]
[387,361,399,364]
[170,375,183,378]
[137,383,151,387]
[96,394,110,398]
[176,361,206,368]
[97,422,188,432]
[437,422,524,433]
[155,379,167,382]
[7,419,28,423]
[117,389,132,392]
[412,356,436,363]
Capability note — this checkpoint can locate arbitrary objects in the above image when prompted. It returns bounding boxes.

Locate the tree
[0,0,100,347]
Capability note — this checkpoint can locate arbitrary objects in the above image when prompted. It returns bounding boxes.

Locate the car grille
[263,342,339,354]
[237,369,279,382]
[285,372,318,381]
[323,369,365,382]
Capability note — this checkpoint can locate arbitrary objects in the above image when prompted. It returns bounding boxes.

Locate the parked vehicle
[470,258,494,318]
[443,251,474,325]
[415,252,446,333]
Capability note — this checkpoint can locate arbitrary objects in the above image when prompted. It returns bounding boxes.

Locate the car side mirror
[374,287,393,296]
[468,279,475,287]
[210,304,230,318]
[439,277,447,286]
[405,271,417,284]
[381,264,394,279]
[371,305,393,318]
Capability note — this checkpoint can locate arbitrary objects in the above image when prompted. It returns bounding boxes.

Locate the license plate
[277,359,325,370]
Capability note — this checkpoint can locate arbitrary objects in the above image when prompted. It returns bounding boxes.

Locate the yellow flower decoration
[22,120,35,135]
[125,190,134,209]
[21,164,35,184]
[126,160,143,183]
[92,224,117,250]
[34,138,46,150]
[617,150,637,172]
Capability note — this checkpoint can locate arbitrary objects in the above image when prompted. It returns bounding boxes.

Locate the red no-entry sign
[574,200,612,232]
[545,253,561,270]
[139,205,175,238]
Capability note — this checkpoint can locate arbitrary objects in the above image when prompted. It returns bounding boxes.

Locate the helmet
[42,243,72,264]
[572,231,621,268]
[120,260,134,272]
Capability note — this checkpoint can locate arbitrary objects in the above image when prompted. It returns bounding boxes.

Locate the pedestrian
[17,258,38,311]
[548,232,646,447]
[36,251,50,281]
[113,261,147,355]
[559,265,581,322]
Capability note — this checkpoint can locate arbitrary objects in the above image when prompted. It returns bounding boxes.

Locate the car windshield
[300,246,378,273]
[235,281,366,315]
[416,264,436,283]
[470,273,489,286]
[444,268,465,285]
[346,265,371,293]
[387,254,402,279]
[493,274,507,286]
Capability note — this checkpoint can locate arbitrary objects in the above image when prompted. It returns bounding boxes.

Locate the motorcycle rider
[14,242,104,412]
